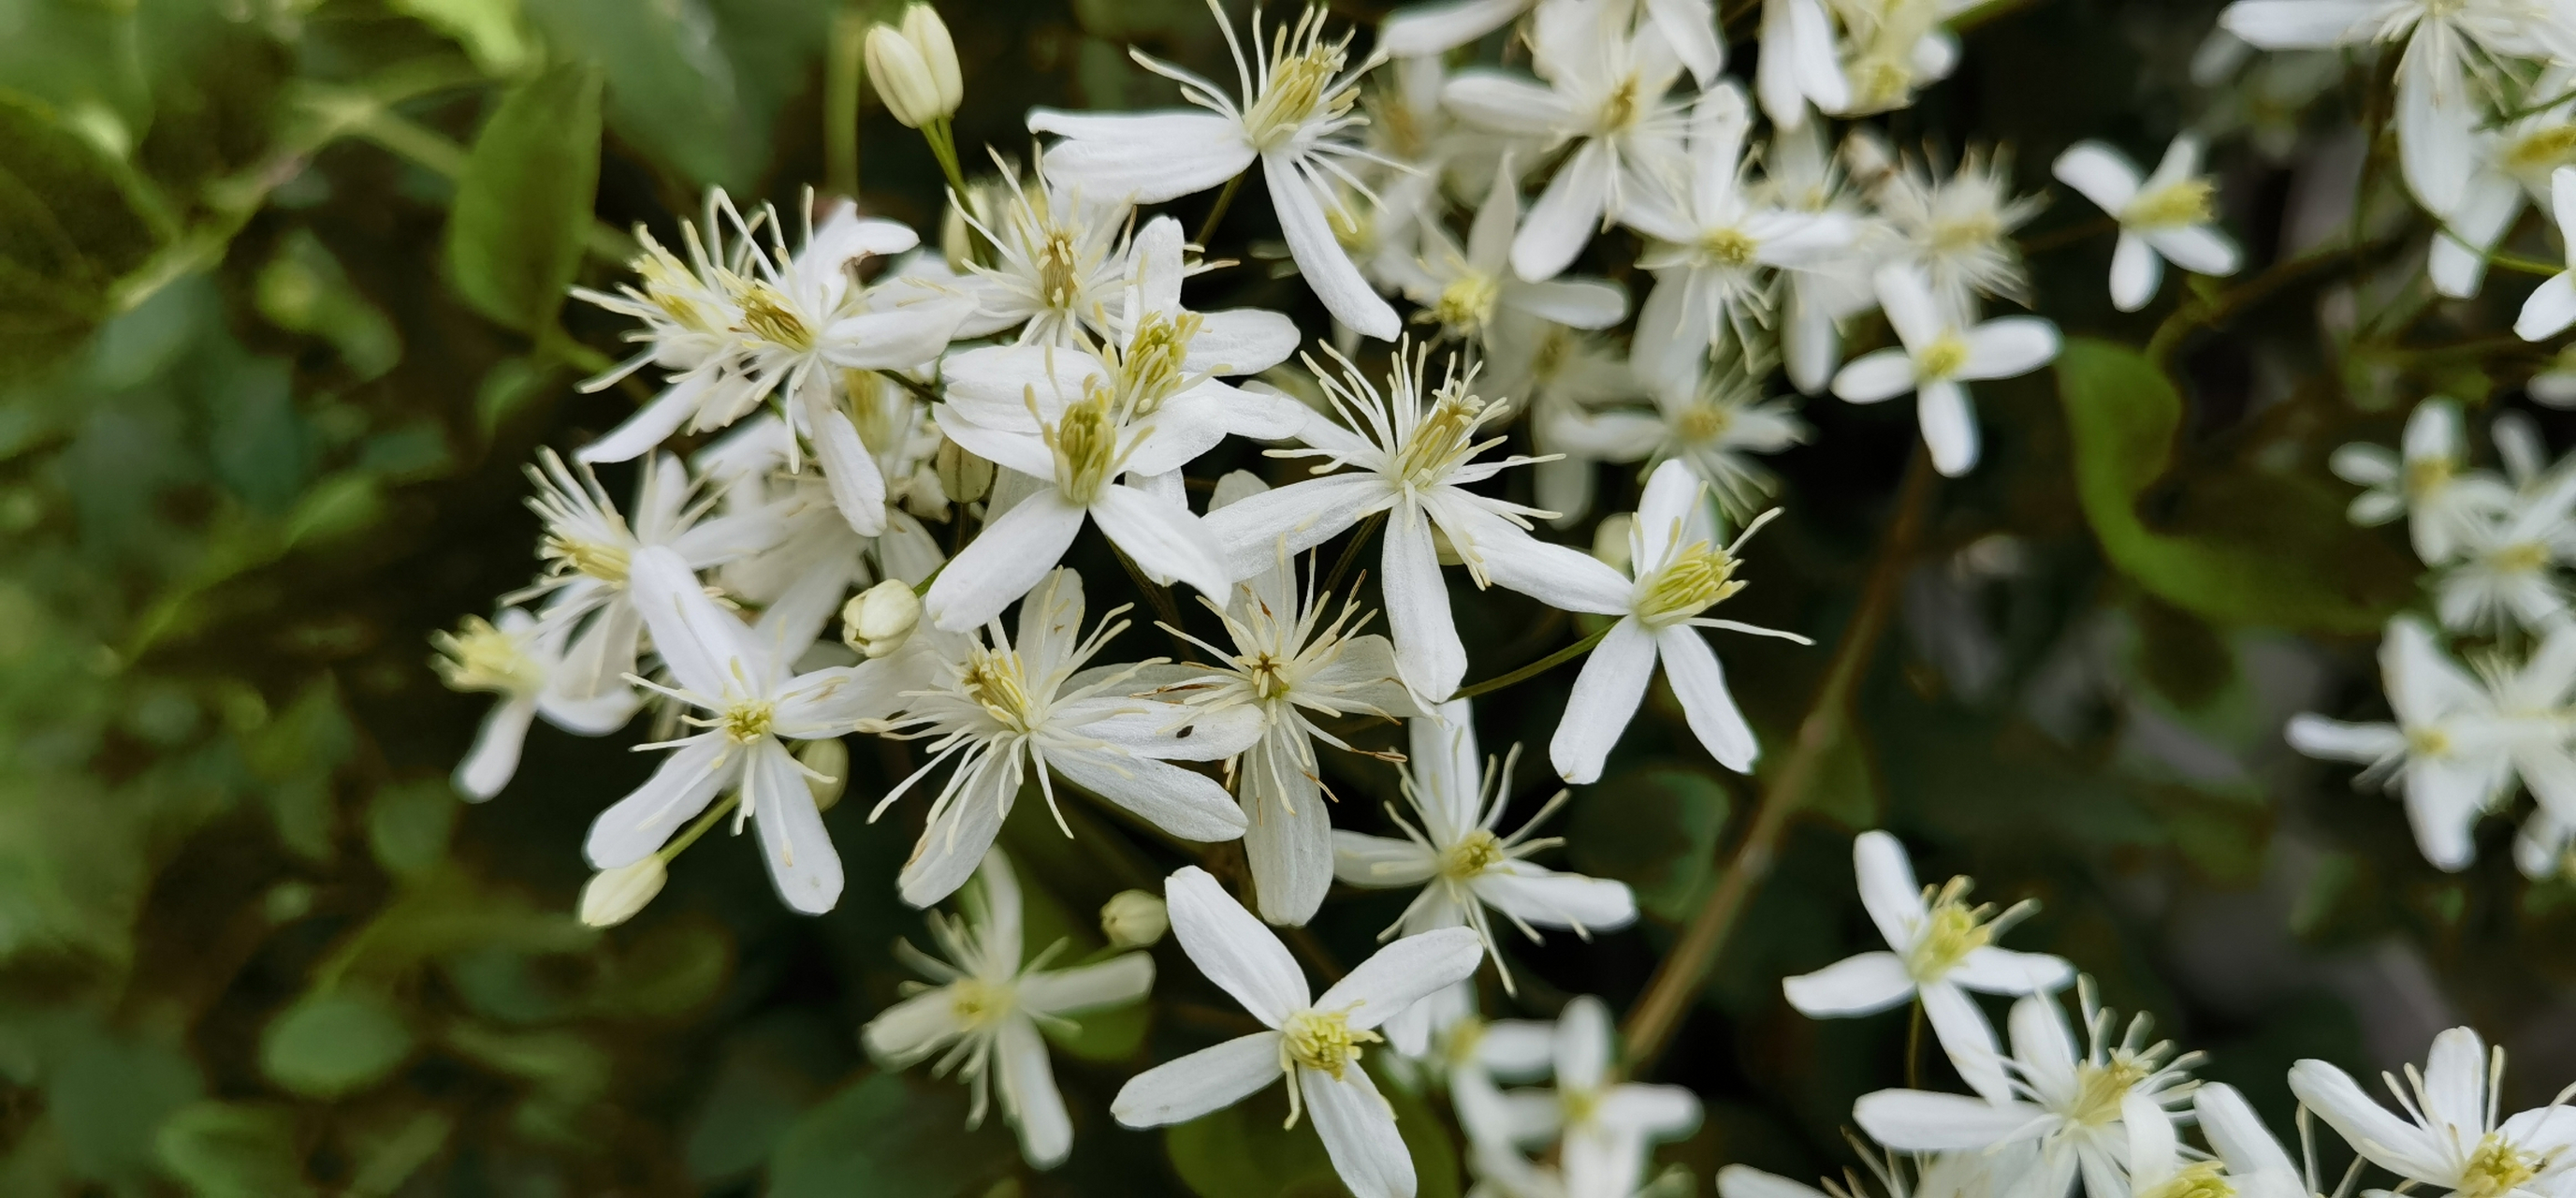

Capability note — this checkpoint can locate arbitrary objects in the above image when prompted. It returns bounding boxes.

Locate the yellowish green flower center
[1561,1083,1603,1128]
[2406,455,2454,498]
[2409,724,2453,757]
[1113,310,1202,418]
[1045,388,1128,504]
[1597,76,1641,134]
[1700,227,1758,267]
[1439,1015,1488,1071]
[1281,1007,1380,1081]
[1242,650,1293,700]
[950,977,1016,1030]
[720,699,777,744]
[735,281,814,352]
[1928,214,2001,259]
[2492,540,2553,574]
[2066,1054,2151,1127]
[1393,382,1491,489]
[1903,877,2000,982]
[2136,1161,2235,1198]
[1917,333,1972,380]
[1852,55,1916,111]
[432,617,545,694]
[1675,402,1734,444]
[2505,124,2576,176]
[962,648,1039,733]
[1440,829,1507,881]
[543,534,633,583]
[635,242,725,333]
[1035,228,1083,310]
[2125,178,2217,229]
[1434,271,1502,335]
[1636,541,1744,628]
[1244,14,1354,152]
[2459,1133,2543,1198]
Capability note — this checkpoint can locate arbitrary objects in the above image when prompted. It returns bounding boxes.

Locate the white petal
[2111,231,2161,312]
[1383,504,1468,701]
[1206,474,1386,580]
[585,737,735,867]
[1379,0,1531,58]
[625,545,745,697]
[1164,865,1311,1024]
[1720,1166,1832,1198]
[1959,318,2060,381]
[2517,271,2576,342]
[1472,865,1638,932]
[1185,309,1303,375]
[2194,1083,2298,1179]
[1049,749,1249,842]
[922,489,1087,632]
[819,299,973,372]
[1510,278,1629,329]
[2007,994,2078,1089]
[2146,225,2242,278]
[1317,925,1485,1030]
[577,375,711,464]
[1550,619,1658,783]
[2051,142,2142,215]
[1269,157,1402,341]
[862,986,967,1064]
[1872,264,1943,352]
[1442,71,1578,135]
[898,757,1015,908]
[1656,625,1757,772]
[1831,350,1918,403]
[1950,947,2075,995]
[1513,140,1613,283]
[2283,713,2405,763]
[1916,378,1981,477]
[1853,831,1927,949]
[1029,110,1257,203]
[1112,1031,1286,1127]
[1462,518,1633,615]
[2396,50,2473,216]
[807,400,889,536]
[1780,951,1914,1016]
[750,740,842,914]
[1644,0,1724,81]
[1090,484,1231,600]
[1021,953,1157,1017]
[2217,0,2379,48]
[932,405,1058,477]
[2418,1026,2487,1138]
[997,1017,1073,1168]
[2287,1059,2450,1181]
[1554,995,1614,1090]
[1920,981,2012,1103]
[455,697,538,801]
[1852,1089,2041,1150]
[1302,1066,1415,1198]
[1242,731,1335,925]
[1333,831,1443,888]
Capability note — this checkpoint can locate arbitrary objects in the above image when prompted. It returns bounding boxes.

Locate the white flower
[2328,398,2514,565]
[1486,315,1650,526]
[1028,1,1402,339]
[1830,264,2060,477]
[1388,155,1630,350]
[1869,149,2044,314]
[1835,0,1981,117]
[1441,0,1699,282]
[2288,616,2519,870]
[867,569,1257,908]
[864,851,1155,1169]
[2124,1083,2310,1198]
[2051,136,2243,312]
[1549,348,1809,523]
[1466,459,1805,782]
[1781,831,2074,1102]
[2219,0,2576,217]
[513,448,786,699]
[1479,997,1700,1198]
[2290,1026,2576,1198]
[583,546,900,914]
[1382,0,1723,84]
[1623,85,1856,383]
[2517,168,2576,342]
[574,198,974,541]
[914,155,1141,348]
[2435,473,2576,633]
[1201,342,1566,700]
[433,607,641,801]
[1854,989,2199,1198]
[1332,699,1637,1015]
[925,216,1307,631]
[1142,472,1419,927]
[1755,0,1851,128]
[1112,867,1484,1198]
[1764,123,1882,395]
[2430,70,2576,300]
[842,578,923,659]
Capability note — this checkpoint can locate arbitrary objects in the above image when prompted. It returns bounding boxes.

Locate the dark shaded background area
[6,0,2573,1192]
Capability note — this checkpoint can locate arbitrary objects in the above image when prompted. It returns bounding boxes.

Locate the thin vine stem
[1320,512,1385,600]
[1619,448,1938,1075]
[1196,172,1245,246]
[1450,624,1611,701]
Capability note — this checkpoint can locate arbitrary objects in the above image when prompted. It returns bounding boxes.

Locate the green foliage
[0,89,160,373]
[767,1071,1017,1198]
[259,991,416,1098]
[444,61,603,332]
[1568,765,1733,921]
[154,1102,313,1198]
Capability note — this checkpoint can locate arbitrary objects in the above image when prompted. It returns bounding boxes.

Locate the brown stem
[1617,449,1937,1075]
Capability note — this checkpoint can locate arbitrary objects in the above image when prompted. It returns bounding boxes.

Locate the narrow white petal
[1091,484,1231,600]
[1852,1089,2042,1150]
[2111,231,2161,311]
[1831,350,1918,403]
[898,758,1014,908]
[1317,926,1486,1030]
[1656,625,1757,772]
[1268,157,1402,340]
[2517,272,2576,342]
[1165,865,1311,1024]
[998,1017,1073,1168]
[1780,951,1915,1016]
[1513,140,1613,283]
[1920,981,2012,1103]
[585,737,735,867]
[922,490,1087,632]
[1112,1031,1286,1127]
[455,697,538,801]
[1550,619,1658,783]
[2051,142,2142,215]
[1916,378,1981,477]
[1383,504,1467,701]
[1029,110,1256,203]
[1302,1066,1416,1198]
[1853,831,1928,949]
[1049,750,1249,842]
[1020,953,1157,1017]
[750,740,842,913]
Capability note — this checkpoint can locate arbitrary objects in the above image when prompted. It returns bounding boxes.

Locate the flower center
[2409,724,2453,757]
[735,281,814,352]
[1596,75,1641,134]
[1636,541,1743,628]
[950,977,1016,1030]
[1045,387,1129,504]
[721,699,777,744]
[1675,402,1733,444]
[2136,1161,2234,1198]
[2506,124,2576,176]
[1113,310,1202,418]
[543,535,632,583]
[2459,1133,2543,1198]
[2492,540,2553,574]
[2125,178,2216,229]
[1917,333,1971,380]
[1440,829,1507,880]
[1438,1015,1487,1071]
[1851,54,1916,111]
[1280,1007,1381,1081]
[1434,271,1501,335]
[1561,1084,1603,1129]
[962,647,1040,732]
[1035,227,1083,310]
[2406,455,2454,498]
[2066,1055,2151,1127]
[1699,226,1758,267]
[1392,381,1491,489]
[1242,651,1294,700]
[432,617,545,694]
[635,241,725,333]
[842,369,902,455]
[1927,214,2001,259]
[1903,878,2000,982]
[1244,11,1354,152]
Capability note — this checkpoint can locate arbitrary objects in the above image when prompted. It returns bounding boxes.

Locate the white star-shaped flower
[2052,135,2243,311]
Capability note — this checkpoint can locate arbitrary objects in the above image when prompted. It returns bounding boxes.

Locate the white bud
[841,579,922,660]
[579,857,666,928]
[1100,890,1168,948]
[796,737,850,811]
[899,4,963,116]
[865,24,946,128]
[1592,513,1635,576]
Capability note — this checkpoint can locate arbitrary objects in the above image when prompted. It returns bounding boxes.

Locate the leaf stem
[1320,512,1384,600]
[660,792,744,861]
[1450,623,1611,701]
[1196,172,1245,246]
[825,9,867,199]
[1618,448,1937,1075]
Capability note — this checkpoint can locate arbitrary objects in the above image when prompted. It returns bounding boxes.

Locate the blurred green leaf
[261,991,416,1099]
[155,1101,314,1198]
[255,229,401,380]
[0,88,160,373]
[766,1071,1013,1198]
[443,1022,610,1101]
[396,0,536,75]
[283,471,388,549]
[367,779,458,881]
[1041,988,1149,1062]
[342,1106,453,1197]
[444,61,602,332]
[40,1018,204,1185]
[1567,764,1731,921]
[524,0,746,189]
[2054,339,2410,634]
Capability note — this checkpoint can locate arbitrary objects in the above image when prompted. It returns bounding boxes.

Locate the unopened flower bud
[899,5,963,115]
[579,857,666,928]
[841,579,922,659]
[1100,890,1168,948]
[1592,513,1635,576]
[866,10,956,129]
[796,737,850,811]
[936,436,994,504]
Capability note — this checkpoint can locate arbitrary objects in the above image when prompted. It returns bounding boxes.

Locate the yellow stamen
[962,647,1039,733]
[431,617,544,694]
[1392,380,1491,489]
[1916,333,1971,380]
[1699,227,1758,268]
[1439,829,1507,880]
[1635,541,1744,628]
[1043,387,1128,504]
[1280,1007,1380,1083]
[2124,178,2217,229]
[735,281,814,352]
[1244,9,1356,152]
[543,535,633,583]
[2135,1161,2234,1198]
[2458,1133,2543,1198]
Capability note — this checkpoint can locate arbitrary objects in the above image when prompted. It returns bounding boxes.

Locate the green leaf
[259,991,415,1099]
[155,1102,313,1198]
[523,0,748,189]
[366,781,456,881]
[765,1071,1012,1198]
[0,88,159,374]
[2053,339,2411,634]
[1040,991,1148,1062]
[1566,765,1732,922]
[444,61,601,331]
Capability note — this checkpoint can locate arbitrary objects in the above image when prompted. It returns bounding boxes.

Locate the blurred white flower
[2051,136,2243,312]
[1830,264,2060,477]
[434,607,640,801]
[2287,616,2517,870]
[1478,997,1700,1198]
[1388,155,1629,352]
[2515,168,2576,342]
[2291,1026,2576,1198]
[2329,398,2515,565]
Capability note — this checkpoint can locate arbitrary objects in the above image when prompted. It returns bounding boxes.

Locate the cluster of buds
[866,4,963,130]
